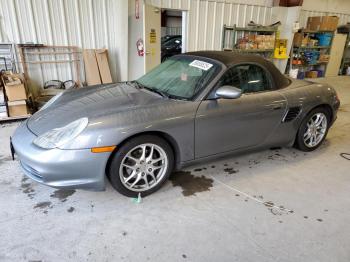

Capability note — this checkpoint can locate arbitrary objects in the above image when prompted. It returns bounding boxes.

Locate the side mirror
[215,86,242,99]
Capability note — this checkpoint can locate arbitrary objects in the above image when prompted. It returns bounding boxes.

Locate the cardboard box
[306,16,339,31]
[293,33,303,47]
[306,71,318,78]
[301,36,309,47]
[319,54,330,62]
[2,73,27,101]
[8,100,28,117]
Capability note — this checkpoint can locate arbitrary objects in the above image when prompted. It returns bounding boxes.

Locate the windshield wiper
[144,86,169,98]
[133,81,169,98]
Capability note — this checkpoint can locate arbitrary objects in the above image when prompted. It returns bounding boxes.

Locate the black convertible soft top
[184,51,290,89]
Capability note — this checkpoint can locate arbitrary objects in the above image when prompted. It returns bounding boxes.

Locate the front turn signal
[91,146,116,153]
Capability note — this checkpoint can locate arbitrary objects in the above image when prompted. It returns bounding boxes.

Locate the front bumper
[11,120,110,191]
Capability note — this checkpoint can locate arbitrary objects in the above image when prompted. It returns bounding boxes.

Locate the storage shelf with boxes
[222,25,278,60]
[287,16,339,79]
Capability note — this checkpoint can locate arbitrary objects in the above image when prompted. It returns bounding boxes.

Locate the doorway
[143,4,186,73]
[161,10,183,62]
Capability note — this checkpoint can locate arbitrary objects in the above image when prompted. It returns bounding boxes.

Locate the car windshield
[136,56,220,100]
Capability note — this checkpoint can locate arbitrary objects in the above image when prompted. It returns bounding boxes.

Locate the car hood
[27,82,169,135]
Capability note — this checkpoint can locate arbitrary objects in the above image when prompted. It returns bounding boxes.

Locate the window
[219,64,272,93]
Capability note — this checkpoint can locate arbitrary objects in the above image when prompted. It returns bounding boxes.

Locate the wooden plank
[25,51,81,55]
[21,60,80,64]
[83,49,101,85]
[95,49,112,84]
[72,46,81,87]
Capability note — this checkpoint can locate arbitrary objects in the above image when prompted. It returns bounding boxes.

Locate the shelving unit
[0,43,18,73]
[222,25,278,60]
[287,29,335,78]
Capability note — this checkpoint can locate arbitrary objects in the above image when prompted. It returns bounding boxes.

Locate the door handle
[145,51,151,55]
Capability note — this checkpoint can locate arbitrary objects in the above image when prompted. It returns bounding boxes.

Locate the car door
[195,63,287,158]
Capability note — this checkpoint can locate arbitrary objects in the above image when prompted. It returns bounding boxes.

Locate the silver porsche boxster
[11,51,340,197]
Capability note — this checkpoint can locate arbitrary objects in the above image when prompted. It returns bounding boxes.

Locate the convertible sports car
[11,51,340,197]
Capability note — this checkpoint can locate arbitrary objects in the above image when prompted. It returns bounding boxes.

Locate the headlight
[33,117,89,149]
[40,92,63,111]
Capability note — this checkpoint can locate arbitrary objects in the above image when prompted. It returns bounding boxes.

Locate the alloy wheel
[303,112,328,148]
[119,143,168,192]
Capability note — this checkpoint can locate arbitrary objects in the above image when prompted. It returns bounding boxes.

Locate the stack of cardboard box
[306,16,339,31]
[237,34,275,50]
[305,71,319,78]
[1,73,29,118]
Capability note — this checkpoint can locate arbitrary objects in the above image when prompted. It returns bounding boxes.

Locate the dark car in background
[161,35,182,62]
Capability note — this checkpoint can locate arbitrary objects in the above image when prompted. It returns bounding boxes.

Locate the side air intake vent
[283,107,301,122]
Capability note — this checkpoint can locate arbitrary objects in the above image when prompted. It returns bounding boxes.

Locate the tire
[108,135,174,197]
[295,107,330,152]
[161,56,169,63]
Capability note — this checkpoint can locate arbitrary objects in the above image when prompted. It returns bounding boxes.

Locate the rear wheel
[108,135,174,197]
[295,108,330,151]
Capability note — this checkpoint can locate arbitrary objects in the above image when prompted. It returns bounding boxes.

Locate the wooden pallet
[0,114,31,123]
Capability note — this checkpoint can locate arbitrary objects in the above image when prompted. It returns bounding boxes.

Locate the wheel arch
[105,131,181,177]
[294,103,333,146]
[305,103,334,123]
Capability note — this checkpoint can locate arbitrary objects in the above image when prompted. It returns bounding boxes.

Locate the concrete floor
[0,76,349,262]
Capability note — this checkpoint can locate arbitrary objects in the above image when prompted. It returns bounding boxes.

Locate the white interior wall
[128,0,145,80]
[299,10,350,28]
[0,0,128,88]
[187,1,274,52]
[271,6,301,73]
[162,10,182,37]
[300,0,350,27]
[302,0,350,14]
[165,10,182,28]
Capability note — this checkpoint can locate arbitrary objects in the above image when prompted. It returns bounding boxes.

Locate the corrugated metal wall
[188,1,273,51]
[146,0,191,10]
[146,0,273,52]
[3,0,350,86]
[165,27,182,35]
[0,0,128,89]
[300,9,350,27]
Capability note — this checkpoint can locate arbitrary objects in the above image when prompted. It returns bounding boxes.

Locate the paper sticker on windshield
[189,60,213,71]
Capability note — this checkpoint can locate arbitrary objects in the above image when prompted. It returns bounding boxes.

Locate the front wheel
[295,108,330,152]
[108,135,174,197]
